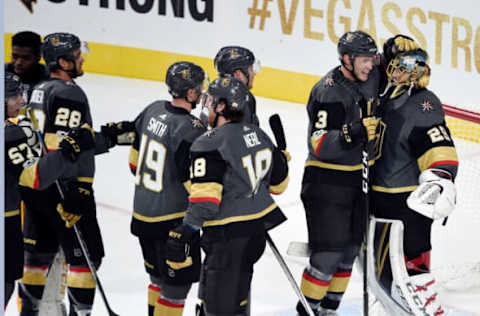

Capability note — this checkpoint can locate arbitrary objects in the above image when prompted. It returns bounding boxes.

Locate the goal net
[430,104,480,291]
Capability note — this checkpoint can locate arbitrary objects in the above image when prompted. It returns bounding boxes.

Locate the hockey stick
[269,114,286,151]
[268,114,315,316]
[361,100,376,316]
[266,235,315,316]
[28,111,120,316]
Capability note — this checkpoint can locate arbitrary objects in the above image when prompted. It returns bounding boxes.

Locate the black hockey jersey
[303,66,382,187]
[183,122,289,236]
[372,88,458,193]
[4,120,76,281]
[27,78,110,183]
[129,101,206,237]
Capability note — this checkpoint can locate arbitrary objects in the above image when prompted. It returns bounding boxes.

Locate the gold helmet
[385,48,430,98]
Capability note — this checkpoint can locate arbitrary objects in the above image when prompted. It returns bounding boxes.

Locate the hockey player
[165,76,290,316]
[128,61,207,316]
[297,30,381,316]
[370,46,458,315]
[18,32,130,316]
[213,46,261,125]
[4,72,95,308]
[5,31,49,102]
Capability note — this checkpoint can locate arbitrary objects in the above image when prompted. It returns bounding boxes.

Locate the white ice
[6,73,480,316]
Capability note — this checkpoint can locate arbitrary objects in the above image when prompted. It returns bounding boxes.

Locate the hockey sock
[67,266,96,316]
[320,268,352,311]
[154,296,185,316]
[148,284,161,316]
[297,267,333,315]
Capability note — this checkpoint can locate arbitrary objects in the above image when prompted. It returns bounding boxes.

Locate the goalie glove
[407,168,456,220]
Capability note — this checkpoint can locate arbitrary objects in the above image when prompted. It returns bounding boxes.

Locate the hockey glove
[165,224,198,270]
[340,119,367,146]
[382,34,420,66]
[59,124,95,162]
[57,182,95,228]
[407,169,456,220]
[100,121,136,147]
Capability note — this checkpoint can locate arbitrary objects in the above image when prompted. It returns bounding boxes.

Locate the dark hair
[12,31,42,56]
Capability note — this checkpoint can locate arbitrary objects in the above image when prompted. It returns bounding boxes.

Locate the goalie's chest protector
[372,89,454,193]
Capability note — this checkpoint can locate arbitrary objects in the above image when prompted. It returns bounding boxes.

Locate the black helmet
[338,30,377,61]
[166,62,205,98]
[5,72,23,99]
[207,76,250,121]
[214,46,257,77]
[42,33,81,68]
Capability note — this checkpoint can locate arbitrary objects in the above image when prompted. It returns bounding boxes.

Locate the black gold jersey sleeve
[407,90,458,177]
[184,123,288,231]
[4,122,73,212]
[28,78,96,182]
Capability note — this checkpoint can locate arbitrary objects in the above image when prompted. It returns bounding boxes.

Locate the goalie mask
[385,49,430,98]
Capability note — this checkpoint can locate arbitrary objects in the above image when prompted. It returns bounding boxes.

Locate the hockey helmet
[166,61,206,98]
[214,46,260,78]
[5,72,24,99]
[42,33,88,68]
[204,76,250,121]
[338,30,378,62]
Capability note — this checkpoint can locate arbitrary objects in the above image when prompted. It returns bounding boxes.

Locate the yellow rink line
[4,33,319,105]
[4,33,479,143]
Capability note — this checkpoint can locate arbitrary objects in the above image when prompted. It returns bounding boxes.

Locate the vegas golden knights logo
[181,69,191,80]
[230,49,240,59]
[220,77,231,87]
[373,121,386,161]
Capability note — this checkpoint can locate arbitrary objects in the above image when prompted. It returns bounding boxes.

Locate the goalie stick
[267,114,316,316]
[28,110,120,316]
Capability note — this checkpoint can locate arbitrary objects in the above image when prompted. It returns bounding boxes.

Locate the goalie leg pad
[405,251,431,275]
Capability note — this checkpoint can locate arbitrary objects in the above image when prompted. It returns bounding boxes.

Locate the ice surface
[5,73,480,315]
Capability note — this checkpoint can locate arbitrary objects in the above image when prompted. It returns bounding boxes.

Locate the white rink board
[5,0,480,108]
